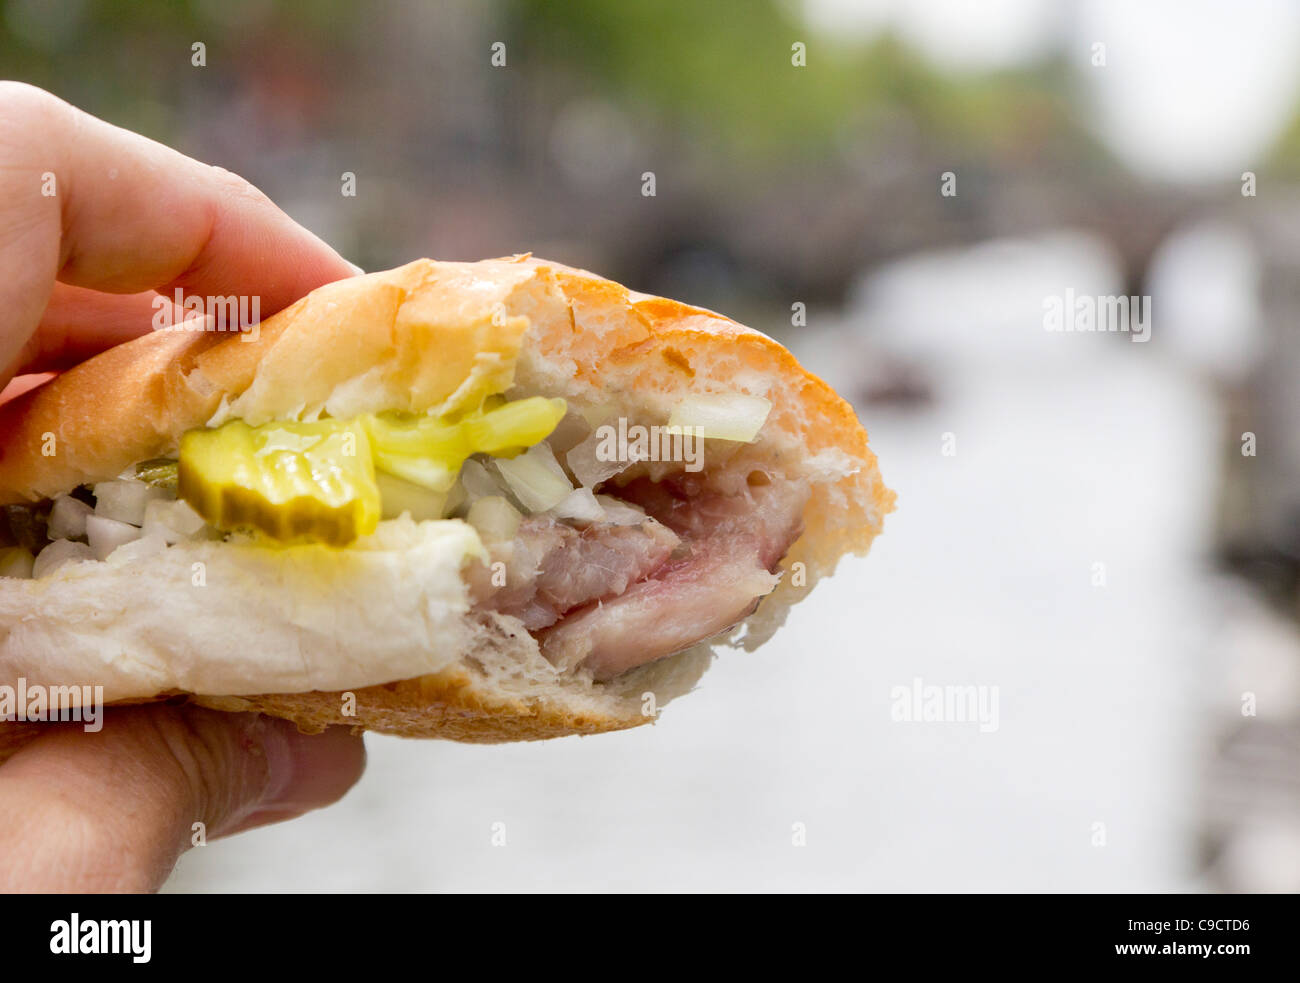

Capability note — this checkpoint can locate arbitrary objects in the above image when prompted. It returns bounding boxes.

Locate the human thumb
[0,704,365,892]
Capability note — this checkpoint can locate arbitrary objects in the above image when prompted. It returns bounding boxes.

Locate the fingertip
[224,720,366,837]
[0,372,55,407]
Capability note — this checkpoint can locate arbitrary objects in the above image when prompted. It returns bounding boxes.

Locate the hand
[0,83,367,892]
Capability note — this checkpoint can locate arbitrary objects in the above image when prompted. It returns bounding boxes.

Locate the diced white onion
[549,487,605,524]
[32,539,94,578]
[566,429,631,489]
[442,477,467,518]
[466,495,522,543]
[492,443,573,513]
[546,409,595,456]
[86,515,143,561]
[667,393,772,443]
[47,495,93,540]
[142,499,207,545]
[106,533,168,566]
[92,479,164,526]
[579,403,618,429]
[594,494,651,526]
[0,547,35,579]
[376,471,447,522]
[458,458,506,503]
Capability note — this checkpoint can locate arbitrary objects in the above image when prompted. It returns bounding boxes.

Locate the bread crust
[0,682,638,763]
[0,256,892,745]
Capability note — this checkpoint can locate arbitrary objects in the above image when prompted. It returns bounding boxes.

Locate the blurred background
[6,0,1300,891]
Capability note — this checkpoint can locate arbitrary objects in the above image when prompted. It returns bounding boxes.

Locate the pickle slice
[130,458,180,493]
[176,397,564,545]
[179,420,380,546]
[462,396,568,455]
[364,397,566,491]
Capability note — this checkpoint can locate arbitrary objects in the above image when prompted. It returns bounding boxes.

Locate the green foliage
[509,0,1065,160]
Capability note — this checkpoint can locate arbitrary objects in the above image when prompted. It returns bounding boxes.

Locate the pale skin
[0,83,367,891]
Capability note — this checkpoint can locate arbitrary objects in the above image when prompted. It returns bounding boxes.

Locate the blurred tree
[509,0,1078,163]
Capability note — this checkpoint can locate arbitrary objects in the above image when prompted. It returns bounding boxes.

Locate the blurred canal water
[167,232,1297,892]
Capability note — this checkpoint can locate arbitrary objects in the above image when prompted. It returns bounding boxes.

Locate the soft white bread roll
[0,256,892,751]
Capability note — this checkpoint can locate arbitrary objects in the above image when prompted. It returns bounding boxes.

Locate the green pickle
[179,420,381,547]
[131,458,180,492]
[177,396,566,547]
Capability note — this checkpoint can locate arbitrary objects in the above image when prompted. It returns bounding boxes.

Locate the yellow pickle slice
[179,419,381,547]
[176,397,565,547]
[363,396,567,490]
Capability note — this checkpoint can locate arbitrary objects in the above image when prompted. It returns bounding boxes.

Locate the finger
[0,706,365,893]
[0,373,55,408]
[12,284,179,375]
[0,82,355,386]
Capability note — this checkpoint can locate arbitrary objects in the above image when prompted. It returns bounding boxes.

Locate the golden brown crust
[190,671,645,743]
[0,329,225,503]
[0,257,891,744]
[0,675,640,764]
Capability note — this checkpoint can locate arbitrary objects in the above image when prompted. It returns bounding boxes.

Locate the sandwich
[0,256,892,750]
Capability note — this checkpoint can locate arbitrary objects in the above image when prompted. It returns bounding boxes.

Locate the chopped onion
[86,515,143,561]
[549,487,605,523]
[92,479,165,526]
[667,393,772,443]
[48,495,93,540]
[0,546,34,579]
[566,429,631,489]
[106,533,167,565]
[442,477,467,518]
[492,443,573,513]
[466,495,522,543]
[579,403,618,429]
[458,458,506,503]
[32,539,94,578]
[546,409,594,456]
[142,500,207,545]
[376,471,447,522]
[594,494,651,526]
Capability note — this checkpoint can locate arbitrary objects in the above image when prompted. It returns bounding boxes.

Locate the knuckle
[206,164,274,209]
[0,81,65,131]
[146,708,270,828]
